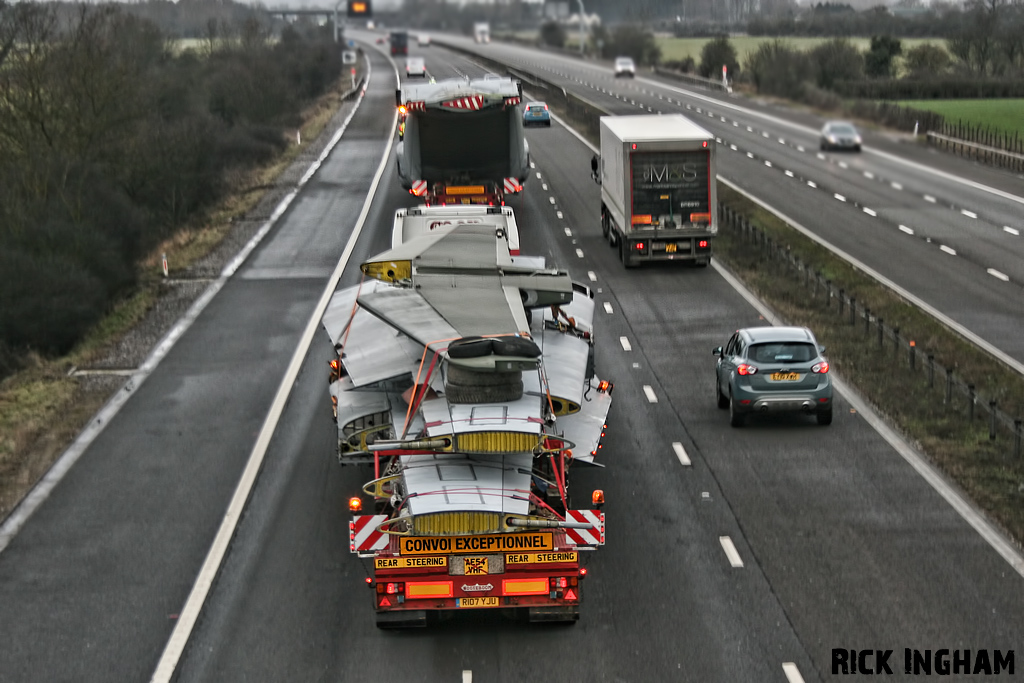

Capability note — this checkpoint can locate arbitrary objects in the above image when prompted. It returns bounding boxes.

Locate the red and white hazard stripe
[410,180,428,197]
[441,96,484,110]
[503,177,522,194]
[564,510,605,546]
[350,515,389,552]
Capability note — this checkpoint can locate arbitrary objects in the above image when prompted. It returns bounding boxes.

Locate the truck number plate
[665,243,677,253]
[458,597,499,608]
[770,372,801,381]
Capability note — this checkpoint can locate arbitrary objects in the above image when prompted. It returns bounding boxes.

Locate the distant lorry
[396,76,528,205]
[593,114,717,268]
[473,22,490,44]
[389,30,408,56]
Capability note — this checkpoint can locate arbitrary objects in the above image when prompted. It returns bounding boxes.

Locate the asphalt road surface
[1,38,1022,683]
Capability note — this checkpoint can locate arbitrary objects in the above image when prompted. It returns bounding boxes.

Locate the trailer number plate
[464,557,489,575]
[665,243,677,253]
[458,597,499,608]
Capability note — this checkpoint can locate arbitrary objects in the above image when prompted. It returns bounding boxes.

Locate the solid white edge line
[782,662,806,683]
[672,442,691,467]
[149,56,397,683]
[619,336,632,351]
[643,385,658,403]
[719,536,744,568]
[550,96,1024,574]
[0,51,375,557]
[711,256,1024,580]
[717,175,1024,377]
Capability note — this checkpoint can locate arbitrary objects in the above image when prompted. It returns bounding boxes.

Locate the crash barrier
[926,131,1024,174]
[719,203,1024,459]
[652,67,729,92]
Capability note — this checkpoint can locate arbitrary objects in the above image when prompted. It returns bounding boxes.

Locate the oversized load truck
[321,223,612,628]
[396,76,528,205]
[593,114,718,268]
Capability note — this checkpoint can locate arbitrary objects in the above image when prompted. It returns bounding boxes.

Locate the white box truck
[594,114,717,268]
[474,22,490,44]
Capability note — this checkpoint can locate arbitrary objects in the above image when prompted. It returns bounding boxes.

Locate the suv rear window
[748,342,816,363]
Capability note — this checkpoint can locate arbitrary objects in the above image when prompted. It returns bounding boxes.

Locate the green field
[896,99,1024,137]
[655,35,943,67]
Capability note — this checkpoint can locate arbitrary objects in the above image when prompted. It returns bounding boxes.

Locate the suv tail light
[812,361,829,374]
[736,363,757,376]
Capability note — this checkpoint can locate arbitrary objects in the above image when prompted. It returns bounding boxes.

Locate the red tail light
[634,242,645,251]
[544,104,548,110]
[698,240,708,248]
[812,361,829,374]
[550,577,568,589]
[737,363,757,376]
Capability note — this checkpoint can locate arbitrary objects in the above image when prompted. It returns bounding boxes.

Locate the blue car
[523,102,551,127]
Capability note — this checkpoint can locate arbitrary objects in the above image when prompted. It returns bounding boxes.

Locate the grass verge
[895,98,1024,138]
[0,68,363,522]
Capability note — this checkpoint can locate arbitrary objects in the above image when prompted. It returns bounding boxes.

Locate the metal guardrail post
[850,298,856,325]
[989,400,997,440]
[877,318,884,348]
[864,308,871,335]
[968,384,976,420]
[838,289,845,317]
[826,280,832,308]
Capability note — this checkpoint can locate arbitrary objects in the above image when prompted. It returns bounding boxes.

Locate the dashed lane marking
[619,337,632,351]
[672,442,691,467]
[899,225,914,235]
[782,663,806,683]
[940,245,957,255]
[643,385,658,403]
[961,209,977,219]
[1005,226,1020,236]
[587,271,597,281]
[603,302,613,314]
[719,537,744,568]
[575,248,585,258]
[863,208,877,217]
[988,268,1009,282]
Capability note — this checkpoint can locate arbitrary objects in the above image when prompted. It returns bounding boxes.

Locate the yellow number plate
[770,372,801,381]
[464,557,489,575]
[458,597,499,608]
[665,243,677,253]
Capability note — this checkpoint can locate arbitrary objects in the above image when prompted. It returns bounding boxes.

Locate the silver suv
[713,326,833,427]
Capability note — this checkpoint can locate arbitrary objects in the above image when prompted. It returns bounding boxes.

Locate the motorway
[0,36,1022,683]
[442,36,1024,374]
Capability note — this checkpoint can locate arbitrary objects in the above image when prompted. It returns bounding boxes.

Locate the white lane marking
[463,671,473,683]
[891,181,903,190]
[603,302,613,314]
[778,137,785,144]
[816,153,826,160]
[764,160,772,167]
[899,225,914,235]
[535,172,542,179]
[643,385,658,403]
[746,125,752,132]
[784,170,794,177]
[864,171,874,179]
[719,536,744,568]
[556,211,564,219]
[1005,226,1020,235]
[530,161,536,169]
[713,248,1024,579]
[807,181,817,188]
[564,227,573,236]
[940,245,957,255]
[961,209,978,219]
[730,144,738,151]
[575,248,585,258]
[762,131,769,138]
[783,663,806,683]
[834,193,846,202]
[924,194,936,203]
[863,208,877,217]
[747,152,754,159]
[619,336,632,351]
[838,161,848,169]
[549,196,556,204]
[150,59,392,683]
[796,145,805,152]
[733,121,739,127]
[542,183,548,190]
[587,270,597,281]
[0,50,377,558]
[672,442,691,467]
[988,268,1009,282]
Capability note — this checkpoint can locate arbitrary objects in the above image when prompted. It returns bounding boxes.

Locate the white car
[614,56,636,78]
[406,57,426,78]
[418,33,431,46]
